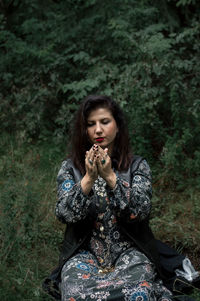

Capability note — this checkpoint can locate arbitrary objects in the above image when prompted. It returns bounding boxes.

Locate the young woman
[43,95,198,301]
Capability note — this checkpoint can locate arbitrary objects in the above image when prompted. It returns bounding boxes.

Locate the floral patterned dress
[55,159,173,301]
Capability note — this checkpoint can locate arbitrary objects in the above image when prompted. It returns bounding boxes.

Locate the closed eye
[87,119,110,127]
[87,123,95,127]
[102,119,110,124]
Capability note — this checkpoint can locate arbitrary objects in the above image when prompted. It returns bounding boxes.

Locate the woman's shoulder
[59,158,74,169]
[58,158,82,182]
[129,155,144,172]
[130,155,151,178]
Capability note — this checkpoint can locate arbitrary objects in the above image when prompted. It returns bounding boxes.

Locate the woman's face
[86,107,118,154]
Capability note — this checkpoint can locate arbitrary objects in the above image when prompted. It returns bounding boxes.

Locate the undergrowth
[0,134,65,300]
[0,134,199,300]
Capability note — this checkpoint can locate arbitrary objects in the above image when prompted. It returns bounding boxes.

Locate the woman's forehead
[87,107,113,120]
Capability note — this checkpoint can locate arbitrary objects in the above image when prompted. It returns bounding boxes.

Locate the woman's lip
[95,138,104,142]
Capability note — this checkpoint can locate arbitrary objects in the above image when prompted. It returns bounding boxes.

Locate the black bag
[156,240,200,300]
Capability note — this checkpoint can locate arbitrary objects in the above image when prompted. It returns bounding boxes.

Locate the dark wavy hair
[69,95,132,174]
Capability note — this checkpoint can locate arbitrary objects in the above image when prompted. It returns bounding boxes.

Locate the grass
[0,134,65,300]
[151,190,200,257]
[0,134,199,300]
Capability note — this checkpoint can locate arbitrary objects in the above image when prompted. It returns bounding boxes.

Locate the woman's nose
[95,122,103,134]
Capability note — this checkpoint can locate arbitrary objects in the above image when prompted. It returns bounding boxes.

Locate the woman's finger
[97,146,109,160]
[96,146,104,156]
[89,150,95,165]
[104,148,108,156]
[86,147,94,165]
[98,148,109,166]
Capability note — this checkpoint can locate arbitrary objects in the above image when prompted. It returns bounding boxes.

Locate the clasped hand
[85,144,115,185]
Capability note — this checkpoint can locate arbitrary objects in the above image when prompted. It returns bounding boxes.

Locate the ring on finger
[88,158,93,165]
[101,158,106,165]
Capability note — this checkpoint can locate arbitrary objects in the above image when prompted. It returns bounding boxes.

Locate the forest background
[0,0,200,300]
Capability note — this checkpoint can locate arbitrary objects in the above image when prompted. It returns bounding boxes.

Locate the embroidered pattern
[62,179,75,191]
[61,249,172,300]
[55,159,152,224]
[56,158,172,300]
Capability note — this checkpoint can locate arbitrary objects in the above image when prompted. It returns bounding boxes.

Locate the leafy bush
[1,0,200,187]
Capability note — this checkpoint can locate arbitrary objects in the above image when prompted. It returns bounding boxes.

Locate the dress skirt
[61,247,172,301]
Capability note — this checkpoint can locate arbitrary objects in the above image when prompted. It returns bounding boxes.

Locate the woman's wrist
[105,171,117,189]
[81,173,95,195]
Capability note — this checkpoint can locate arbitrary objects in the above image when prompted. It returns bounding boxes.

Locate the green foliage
[1,0,200,188]
[0,1,200,298]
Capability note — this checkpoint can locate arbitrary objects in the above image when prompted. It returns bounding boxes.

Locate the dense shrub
[0,1,199,180]
[0,0,200,187]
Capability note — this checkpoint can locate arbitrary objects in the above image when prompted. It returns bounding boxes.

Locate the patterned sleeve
[108,159,152,221]
[55,160,93,223]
